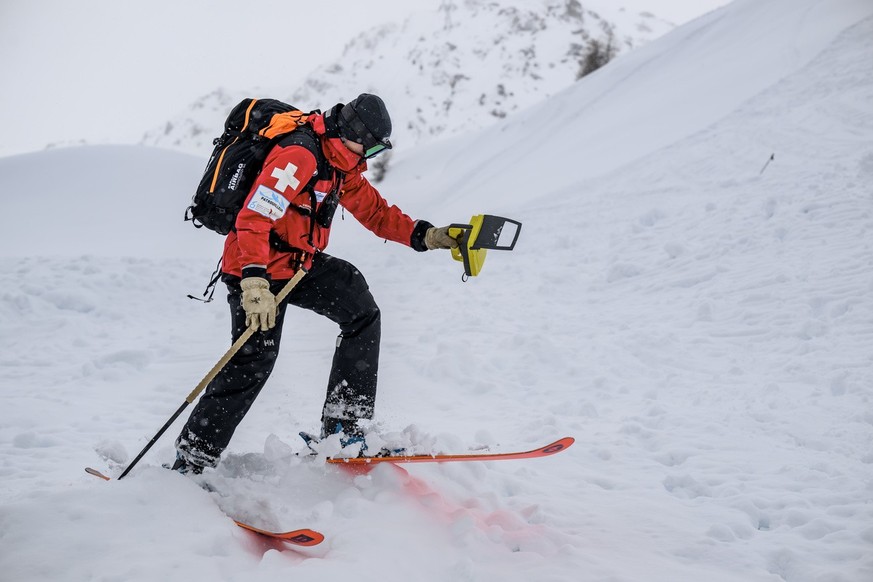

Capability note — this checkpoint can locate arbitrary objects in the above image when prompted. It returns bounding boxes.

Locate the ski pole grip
[184,268,307,404]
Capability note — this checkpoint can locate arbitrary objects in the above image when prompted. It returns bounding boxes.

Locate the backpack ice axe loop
[448,215,522,281]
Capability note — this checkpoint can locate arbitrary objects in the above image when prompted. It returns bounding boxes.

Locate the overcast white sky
[0,0,730,157]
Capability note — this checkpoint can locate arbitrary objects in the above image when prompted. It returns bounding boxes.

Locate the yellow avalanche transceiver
[448,215,522,280]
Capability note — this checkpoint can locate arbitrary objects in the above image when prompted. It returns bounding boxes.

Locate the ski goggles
[340,106,392,159]
[362,142,390,159]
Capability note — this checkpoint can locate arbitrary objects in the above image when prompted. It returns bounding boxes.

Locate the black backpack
[185,98,317,235]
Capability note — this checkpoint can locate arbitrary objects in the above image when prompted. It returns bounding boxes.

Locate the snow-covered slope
[2,0,873,580]
[390,0,873,215]
[141,0,673,155]
[0,146,215,259]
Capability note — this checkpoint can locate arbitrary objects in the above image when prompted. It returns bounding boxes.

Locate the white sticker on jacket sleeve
[247,185,290,220]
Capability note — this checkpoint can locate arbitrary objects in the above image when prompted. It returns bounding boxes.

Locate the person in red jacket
[172,94,458,473]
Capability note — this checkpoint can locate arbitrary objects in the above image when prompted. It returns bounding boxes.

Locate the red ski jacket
[221,113,421,281]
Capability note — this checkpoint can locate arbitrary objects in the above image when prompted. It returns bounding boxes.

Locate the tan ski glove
[425,226,460,250]
[240,277,277,331]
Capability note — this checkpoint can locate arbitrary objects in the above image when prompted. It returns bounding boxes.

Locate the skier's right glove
[240,277,277,331]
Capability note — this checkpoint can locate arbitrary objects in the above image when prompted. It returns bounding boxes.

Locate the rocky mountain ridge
[142,0,673,156]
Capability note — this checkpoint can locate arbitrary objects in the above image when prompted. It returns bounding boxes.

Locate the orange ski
[327,436,574,466]
[85,467,111,480]
[84,467,325,547]
[233,521,324,546]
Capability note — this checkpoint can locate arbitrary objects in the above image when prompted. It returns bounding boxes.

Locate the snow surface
[2,0,873,580]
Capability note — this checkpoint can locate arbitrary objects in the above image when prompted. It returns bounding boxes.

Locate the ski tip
[540,437,575,455]
[279,529,324,546]
[234,521,325,546]
[85,467,111,481]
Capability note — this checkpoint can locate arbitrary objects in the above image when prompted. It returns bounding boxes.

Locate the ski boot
[165,453,204,475]
[299,418,405,458]
[324,418,366,448]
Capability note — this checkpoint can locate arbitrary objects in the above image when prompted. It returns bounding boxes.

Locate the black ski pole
[117,268,308,479]
[759,153,775,175]
[117,402,189,480]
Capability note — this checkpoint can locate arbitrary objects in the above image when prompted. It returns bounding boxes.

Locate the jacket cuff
[241,265,269,280]
[410,220,434,252]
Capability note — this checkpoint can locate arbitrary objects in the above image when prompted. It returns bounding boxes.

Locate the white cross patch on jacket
[271,162,301,193]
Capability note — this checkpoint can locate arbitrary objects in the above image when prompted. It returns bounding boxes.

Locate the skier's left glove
[425,226,460,250]
[240,277,277,331]
[410,220,460,251]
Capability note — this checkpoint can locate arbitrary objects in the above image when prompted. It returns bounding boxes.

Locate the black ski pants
[175,253,381,468]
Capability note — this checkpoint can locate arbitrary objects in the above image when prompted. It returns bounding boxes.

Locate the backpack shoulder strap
[273,124,332,247]
[275,125,327,180]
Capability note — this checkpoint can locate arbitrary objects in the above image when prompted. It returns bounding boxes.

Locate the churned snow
[1,0,873,580]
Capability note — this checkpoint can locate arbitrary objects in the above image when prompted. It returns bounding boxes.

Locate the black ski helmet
[338,93,393,158]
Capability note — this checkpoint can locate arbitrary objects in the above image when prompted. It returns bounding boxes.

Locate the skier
[172,93,458,474]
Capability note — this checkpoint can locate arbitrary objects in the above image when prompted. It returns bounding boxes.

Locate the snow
[2,0,873,580]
